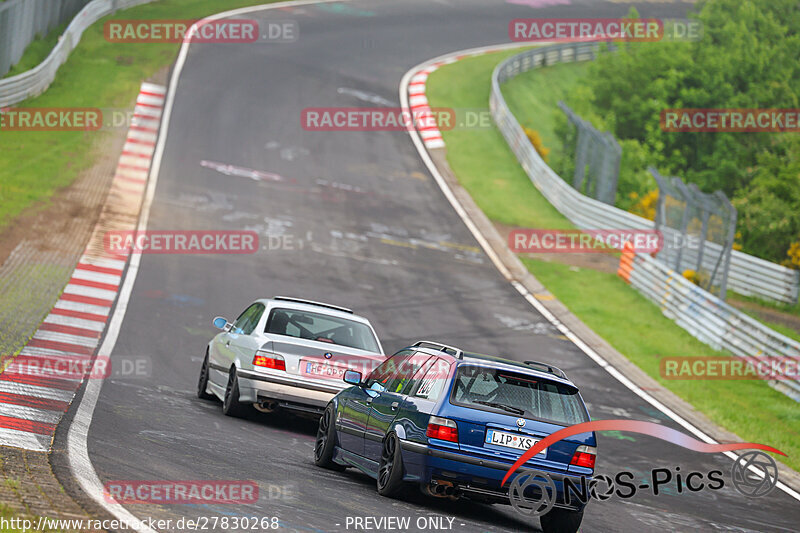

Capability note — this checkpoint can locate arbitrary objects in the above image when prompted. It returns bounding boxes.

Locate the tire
[196,353,215,400]
[222,367,249,418]
[539,507,584,533]
[314,405,346,470]
[376,433,405,497]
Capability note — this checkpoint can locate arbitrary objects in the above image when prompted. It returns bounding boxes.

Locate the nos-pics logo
[501,420,783,517]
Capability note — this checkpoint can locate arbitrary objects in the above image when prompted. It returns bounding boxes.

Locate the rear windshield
[265,308,380,353]
[451,365,588,426]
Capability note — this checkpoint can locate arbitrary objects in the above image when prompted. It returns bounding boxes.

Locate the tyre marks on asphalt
[0,83,166,451]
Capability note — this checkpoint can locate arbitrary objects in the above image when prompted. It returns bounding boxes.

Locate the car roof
[256,297,374,325]
[413,346,577,389]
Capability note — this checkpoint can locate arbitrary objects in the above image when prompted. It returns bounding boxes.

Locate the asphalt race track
[59,0,800,531]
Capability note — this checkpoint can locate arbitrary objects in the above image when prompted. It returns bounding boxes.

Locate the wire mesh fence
[558,101,621,205]
[650,167,736,299]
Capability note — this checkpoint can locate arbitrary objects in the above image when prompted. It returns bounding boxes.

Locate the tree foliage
[569,0,800,264]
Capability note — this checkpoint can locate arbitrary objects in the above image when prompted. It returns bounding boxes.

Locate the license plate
[485,429,545,454]
[305,361,346,379]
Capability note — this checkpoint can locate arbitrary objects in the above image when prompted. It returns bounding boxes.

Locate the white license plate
[305,362,346,379]
[485,429,545,454]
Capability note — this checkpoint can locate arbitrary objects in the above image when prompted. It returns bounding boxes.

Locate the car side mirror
[213,316,229,330]
[343,370,363,386]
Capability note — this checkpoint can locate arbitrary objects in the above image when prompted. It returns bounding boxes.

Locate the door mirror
[213,316,229,330]
[343,370,363,386]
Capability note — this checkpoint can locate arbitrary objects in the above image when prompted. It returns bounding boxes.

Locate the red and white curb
[408,51,499,150]
[0,82,165,451]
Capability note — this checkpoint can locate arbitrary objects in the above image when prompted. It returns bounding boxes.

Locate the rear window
[264,308,380,352]
[450,365,588,426]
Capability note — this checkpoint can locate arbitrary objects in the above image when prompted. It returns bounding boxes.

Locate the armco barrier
[489,42,800,304]
[618,243,800,401]
[0,0,155,108]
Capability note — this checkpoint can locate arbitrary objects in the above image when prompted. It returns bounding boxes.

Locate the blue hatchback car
[314,341,595,533]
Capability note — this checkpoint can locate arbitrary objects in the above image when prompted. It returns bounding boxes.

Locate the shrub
[524,127,550,162]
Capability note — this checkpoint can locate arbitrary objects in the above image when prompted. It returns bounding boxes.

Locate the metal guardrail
[489,42,800,305]
[0,0,91,77]
[0,0,155,107]
[619,246,800,401]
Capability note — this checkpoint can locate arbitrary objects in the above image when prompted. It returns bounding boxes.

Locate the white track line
[399,46,800,503]
[65,2,349,532]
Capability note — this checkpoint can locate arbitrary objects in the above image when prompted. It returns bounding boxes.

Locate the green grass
[0,263,71,356]
[729,290,800,320]
[426,52,800,472]
[0,503,70,532]
[736,309,800,344]
[501,61,591,168]
[0,0,280,231]
[424,50,573,231]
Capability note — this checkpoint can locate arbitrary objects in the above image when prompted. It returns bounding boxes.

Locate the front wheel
[222,367,249,418]
[376,433,405,497]
[539,507,584,533]
[314,405,345,470]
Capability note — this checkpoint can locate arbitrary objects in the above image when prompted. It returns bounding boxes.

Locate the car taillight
[426,416,458,443]
[570,445,597,469]
[253,351,285,371]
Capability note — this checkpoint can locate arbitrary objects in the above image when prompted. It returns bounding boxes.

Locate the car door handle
[391,402,399,411]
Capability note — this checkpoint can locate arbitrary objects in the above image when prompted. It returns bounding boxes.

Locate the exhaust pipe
[423,481,459,499]
[423,482,446,497]
[254,399,279,413]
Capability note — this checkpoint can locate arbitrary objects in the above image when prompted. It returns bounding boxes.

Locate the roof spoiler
[273,296,353,314]
[413,340,463,359]
[524,360,568,380]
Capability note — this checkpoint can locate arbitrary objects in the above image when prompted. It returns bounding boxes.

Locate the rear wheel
[376,433,404,497]
[539,507,584,533]
[196,353,215,400]
[222,367,249,418]
[314,405,345,470]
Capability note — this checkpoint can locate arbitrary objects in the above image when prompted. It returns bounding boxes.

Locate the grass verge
[729,291,800,322]
[425,53,800,472]
[500,60,591,168]
[424,50,573,231]
[0,0,279,231]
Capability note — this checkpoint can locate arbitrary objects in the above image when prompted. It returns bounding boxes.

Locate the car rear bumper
[237,368,346,408]
[399,439,588,510]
